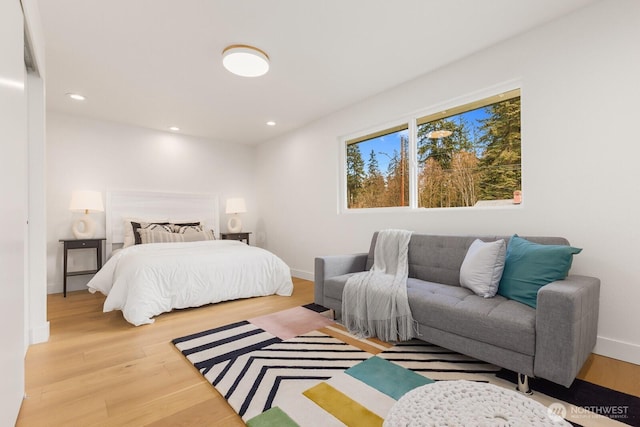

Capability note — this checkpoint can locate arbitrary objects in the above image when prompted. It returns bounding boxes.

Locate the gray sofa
[314,233,600,388]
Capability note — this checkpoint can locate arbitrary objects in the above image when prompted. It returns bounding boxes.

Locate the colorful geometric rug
[173,304,639,427]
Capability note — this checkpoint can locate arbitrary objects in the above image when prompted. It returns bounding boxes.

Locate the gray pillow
[459,239,506,298]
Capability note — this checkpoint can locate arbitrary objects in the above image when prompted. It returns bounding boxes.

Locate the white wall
[46,112,258,293]
[0,1,27,424]
[27,73,49,345]
[256,0,640,364]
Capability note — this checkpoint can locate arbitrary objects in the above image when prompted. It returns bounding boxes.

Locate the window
[417,89,521,208]
[346,124,409,209]
[343,88,521,210]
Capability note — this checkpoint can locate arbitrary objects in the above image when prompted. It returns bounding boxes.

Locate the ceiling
[38,0,598,145]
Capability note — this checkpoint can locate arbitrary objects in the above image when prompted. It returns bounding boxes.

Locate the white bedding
[87,240,293,326]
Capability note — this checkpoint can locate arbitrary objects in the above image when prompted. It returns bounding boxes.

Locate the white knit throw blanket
[341,229,415,342]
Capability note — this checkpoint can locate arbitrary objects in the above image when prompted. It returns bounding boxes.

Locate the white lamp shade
[69,190,104,213]
[225,198,247,214]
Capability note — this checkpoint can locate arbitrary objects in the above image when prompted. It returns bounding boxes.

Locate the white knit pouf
[384,380,570,427]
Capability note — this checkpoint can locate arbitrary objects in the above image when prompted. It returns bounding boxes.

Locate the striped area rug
[173,305,638,427]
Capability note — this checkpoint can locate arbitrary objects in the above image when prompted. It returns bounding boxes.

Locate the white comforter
[87,240,293,326]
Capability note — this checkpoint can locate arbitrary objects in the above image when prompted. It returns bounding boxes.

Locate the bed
[87,191,293,326]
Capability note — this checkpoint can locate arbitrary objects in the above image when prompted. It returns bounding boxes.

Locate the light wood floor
[17,278,639,426]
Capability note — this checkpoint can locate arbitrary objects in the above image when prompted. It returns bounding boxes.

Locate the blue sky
[355,106,490,173]
[357,129,408,173]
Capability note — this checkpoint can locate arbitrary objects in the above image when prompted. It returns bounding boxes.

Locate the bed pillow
[131,222,173,245]
[172,224,204,234]
[497,235,582,308]
[459,239,506,298]
[122,218,168,247]
[138,228,215,244]
[170,220,202,227]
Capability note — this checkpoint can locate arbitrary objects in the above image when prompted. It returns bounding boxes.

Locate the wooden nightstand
[220,232,252,245]
[59,238,106,297]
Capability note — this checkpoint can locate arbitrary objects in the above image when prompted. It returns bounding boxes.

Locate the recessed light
[266,121,276,126]
[66,93,86,101]
[222,45,270,77]
[169,126,180,132]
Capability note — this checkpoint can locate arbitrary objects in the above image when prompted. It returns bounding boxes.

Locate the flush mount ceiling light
[169,126,180,132]
[427,130,453,139]
[222,45,270,77]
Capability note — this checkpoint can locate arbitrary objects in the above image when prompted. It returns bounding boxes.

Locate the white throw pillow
[138,228,215,244]
[122,217,169,248]
[460,239,506,298]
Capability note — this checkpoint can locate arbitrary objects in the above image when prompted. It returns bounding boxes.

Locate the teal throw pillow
[497,235,582,308]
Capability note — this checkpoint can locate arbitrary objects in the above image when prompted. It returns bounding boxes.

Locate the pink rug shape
[248,306,335,340]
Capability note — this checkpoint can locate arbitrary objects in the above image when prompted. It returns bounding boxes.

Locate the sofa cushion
[326,274,535,356]
[498,235,582,308]
[459,239,506,298]
[407,278,536,355]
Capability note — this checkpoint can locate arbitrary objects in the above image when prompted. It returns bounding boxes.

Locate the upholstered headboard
[105,190,220,259]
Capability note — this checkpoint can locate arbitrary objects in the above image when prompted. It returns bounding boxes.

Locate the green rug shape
[246,407,299,427]
[345,356,433,400]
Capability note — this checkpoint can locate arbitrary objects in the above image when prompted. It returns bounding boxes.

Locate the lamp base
[227,216,242,233]
[72,214,96,239]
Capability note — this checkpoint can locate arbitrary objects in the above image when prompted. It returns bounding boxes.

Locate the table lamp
[69,190,104,239]
[225,198,246,233]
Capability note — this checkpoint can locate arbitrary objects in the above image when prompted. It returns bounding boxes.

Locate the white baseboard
[29,321,50,344]
[47,280,89,295]
[47,282,60,294]
[594,336,640,365]
[290,269,314,281]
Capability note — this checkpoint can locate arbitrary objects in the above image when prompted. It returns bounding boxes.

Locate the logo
[547,403,567,423]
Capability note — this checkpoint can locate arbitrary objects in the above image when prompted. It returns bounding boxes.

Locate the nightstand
[59,238,106,297]
[220,232,252,245]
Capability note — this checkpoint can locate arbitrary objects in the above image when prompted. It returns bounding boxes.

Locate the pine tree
[367,149,380,177]
[478,98,521,200]
[346,143,365,208]
[361,150,386,207]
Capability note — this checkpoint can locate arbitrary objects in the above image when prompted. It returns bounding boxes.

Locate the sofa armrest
[534,274,600,387]
[314,253,368,306]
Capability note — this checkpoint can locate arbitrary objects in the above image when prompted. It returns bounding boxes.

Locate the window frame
[339,82,522,214]
[339,118,414,213]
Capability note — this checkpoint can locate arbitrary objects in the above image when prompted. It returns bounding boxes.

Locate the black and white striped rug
[174,321,371,420]
[173,305,639,427]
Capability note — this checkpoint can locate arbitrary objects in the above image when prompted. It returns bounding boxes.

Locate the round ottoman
[384,380,569,426]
